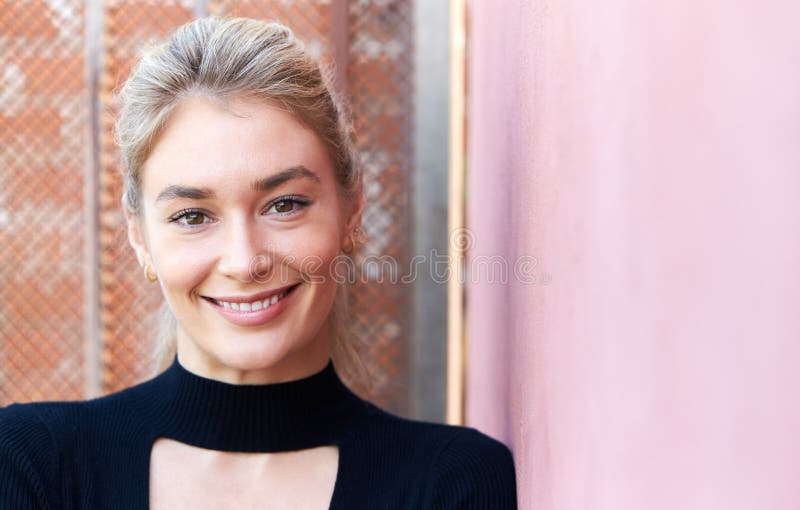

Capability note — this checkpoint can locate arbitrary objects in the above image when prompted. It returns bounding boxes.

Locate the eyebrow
[154,165,321,204]
[250,165,321,193]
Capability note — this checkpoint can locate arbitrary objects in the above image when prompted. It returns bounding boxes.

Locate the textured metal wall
[98,0,194,397]
[0,0,89,402]
[1,0,414,416]
[346,0,414,416]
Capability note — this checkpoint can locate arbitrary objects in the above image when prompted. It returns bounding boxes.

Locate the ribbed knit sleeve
[424,427,518,509]
[0,404,59,509]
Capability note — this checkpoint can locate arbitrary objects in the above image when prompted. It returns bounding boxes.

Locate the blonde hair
[114,16,369,389]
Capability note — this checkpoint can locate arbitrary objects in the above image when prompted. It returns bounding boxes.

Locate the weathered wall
[465,1,800,508]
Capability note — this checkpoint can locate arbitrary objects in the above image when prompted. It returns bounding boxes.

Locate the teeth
[214,289,291,312]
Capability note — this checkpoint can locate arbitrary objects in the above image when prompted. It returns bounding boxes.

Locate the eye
[265,196,309,216]
[168,208,211,227]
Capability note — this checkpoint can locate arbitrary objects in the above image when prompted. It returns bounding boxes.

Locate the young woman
[0,17,517,509]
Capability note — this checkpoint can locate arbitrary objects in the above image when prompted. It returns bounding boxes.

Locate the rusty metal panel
[0,0,89,403]
[98,0,194,394]
[346,0,415,416]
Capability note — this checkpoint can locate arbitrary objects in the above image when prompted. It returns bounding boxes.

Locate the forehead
[141,95,334,195]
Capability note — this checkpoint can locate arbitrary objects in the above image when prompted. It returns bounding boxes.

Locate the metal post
[446,0,466,426]
[82,0,104,398]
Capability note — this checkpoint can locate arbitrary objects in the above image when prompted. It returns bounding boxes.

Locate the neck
[143,354,365,452]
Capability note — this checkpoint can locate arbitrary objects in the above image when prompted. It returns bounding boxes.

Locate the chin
[211,343,290,373]
[176,317,324,381]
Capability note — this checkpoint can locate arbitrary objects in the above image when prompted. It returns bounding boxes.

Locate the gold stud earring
[353,226,367,245]
[143,263,158,283]
[344,227,367,255]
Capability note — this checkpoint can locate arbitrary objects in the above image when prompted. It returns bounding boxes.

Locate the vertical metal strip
[330,0,350,98]
[83,0,103,399]
[446,0,466,425]
[412,0,449,422]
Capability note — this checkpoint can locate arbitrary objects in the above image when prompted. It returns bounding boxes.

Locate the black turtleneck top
[0,356,517,509]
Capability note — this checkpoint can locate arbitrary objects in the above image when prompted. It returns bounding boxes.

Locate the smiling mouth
[202,283,300,312]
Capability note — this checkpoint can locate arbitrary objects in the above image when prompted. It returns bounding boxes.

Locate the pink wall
[465,1,800,509]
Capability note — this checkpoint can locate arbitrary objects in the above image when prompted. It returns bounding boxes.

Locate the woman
[0,17,517,509]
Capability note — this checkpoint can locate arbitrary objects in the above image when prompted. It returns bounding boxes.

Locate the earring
[352,226,367,245]
[143,263,158,283]
[342,227,367,255]
[344,226,367,255]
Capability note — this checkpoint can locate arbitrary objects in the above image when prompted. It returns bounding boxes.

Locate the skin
[125,94,362,507]
[149,439,339,509]
[126,94,363,385]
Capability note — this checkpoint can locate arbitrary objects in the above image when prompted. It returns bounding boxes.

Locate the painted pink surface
[465,1,800,509]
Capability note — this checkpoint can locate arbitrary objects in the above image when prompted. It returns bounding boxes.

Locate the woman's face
[126,95,362,384]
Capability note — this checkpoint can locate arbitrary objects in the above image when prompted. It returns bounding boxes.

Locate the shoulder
[423,425,518,509]
[0,401,62,459]
[0,402,64,508]
[0,386,150,508]
[360,406,518,508]
[0,391,124,442]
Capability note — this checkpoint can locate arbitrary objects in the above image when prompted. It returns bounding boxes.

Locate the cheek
[159,255,211,296]
[285,228,342,282]
[148,231,216,297]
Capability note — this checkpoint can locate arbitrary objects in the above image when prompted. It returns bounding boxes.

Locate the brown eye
[169,208,212,228]
[184,212,205,225]
[265,197,309,217]
[273,200,295,213]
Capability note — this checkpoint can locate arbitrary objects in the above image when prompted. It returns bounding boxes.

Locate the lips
[205,286,294,311]
[202,283,301,305]
[201,283,300,327]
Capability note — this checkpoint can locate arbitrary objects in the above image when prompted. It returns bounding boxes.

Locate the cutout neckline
[139,355,363,453]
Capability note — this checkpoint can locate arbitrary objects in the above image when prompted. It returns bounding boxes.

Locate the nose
[217,217,264,283]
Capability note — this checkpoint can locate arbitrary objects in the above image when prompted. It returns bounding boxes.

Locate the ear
[124,208,151,268]
[340,193,365,252]
[342,192,365,235]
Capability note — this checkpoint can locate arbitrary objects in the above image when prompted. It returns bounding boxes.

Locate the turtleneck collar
[145,355,366,452]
